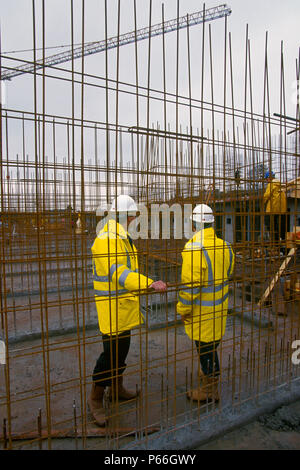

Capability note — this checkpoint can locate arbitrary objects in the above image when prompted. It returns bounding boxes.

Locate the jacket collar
[194,226,215,240]
[191,227,215,245]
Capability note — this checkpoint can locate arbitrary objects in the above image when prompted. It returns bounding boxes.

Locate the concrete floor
[0,323,208,450]
[1,308,300,450]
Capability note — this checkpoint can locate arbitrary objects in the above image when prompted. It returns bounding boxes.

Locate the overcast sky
[1,0,300,173]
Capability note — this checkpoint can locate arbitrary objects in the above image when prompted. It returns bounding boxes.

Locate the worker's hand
[150,280,168,292]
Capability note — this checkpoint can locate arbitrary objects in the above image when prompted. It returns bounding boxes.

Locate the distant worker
[177,204,234,403]
[263,171,287,252]
[75,212,82,234]
[65,205,77,230]
[89,194,167,426]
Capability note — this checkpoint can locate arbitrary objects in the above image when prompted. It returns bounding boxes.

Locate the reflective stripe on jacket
[92,219,153,335]
[177,227,234,342]
[263,179,287,214]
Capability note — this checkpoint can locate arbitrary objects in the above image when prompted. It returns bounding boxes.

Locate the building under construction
[0,1,300,450]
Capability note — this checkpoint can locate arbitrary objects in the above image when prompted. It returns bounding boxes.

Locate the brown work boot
[187,373,209,402]
[109,375,138,401]
[186,366,205,401]
[187,375,220,403]
[88,382,106,426]
[206,376,220,402]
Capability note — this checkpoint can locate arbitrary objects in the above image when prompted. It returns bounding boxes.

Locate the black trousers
[195,340,220,377]
[93,330,131,388]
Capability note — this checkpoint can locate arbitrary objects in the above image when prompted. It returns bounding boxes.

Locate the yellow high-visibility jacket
[91,219,153,335]
[263,179,287,214]
[177,227,234,343]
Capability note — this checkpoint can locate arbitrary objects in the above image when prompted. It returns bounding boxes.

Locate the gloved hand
[150,280,167,292]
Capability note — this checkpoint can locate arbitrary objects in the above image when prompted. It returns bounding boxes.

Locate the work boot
[186,367,205,401]
[109,375,138,401]
[88,382,106,427]
[187,375,220,403]
[187,373,209,402]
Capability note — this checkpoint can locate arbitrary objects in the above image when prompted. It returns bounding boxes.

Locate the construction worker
[263,171,287,252]
[89,194,167,426]
[177,204,234,403]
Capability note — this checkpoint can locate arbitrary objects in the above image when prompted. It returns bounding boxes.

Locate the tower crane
[1,4,232,81]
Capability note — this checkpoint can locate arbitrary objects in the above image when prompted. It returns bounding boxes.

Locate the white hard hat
[110,195,138,214]
[190,204,214,224]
